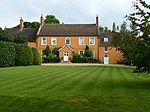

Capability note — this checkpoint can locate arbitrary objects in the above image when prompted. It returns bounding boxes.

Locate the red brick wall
[37,36,99,59]
[99,47,123,64]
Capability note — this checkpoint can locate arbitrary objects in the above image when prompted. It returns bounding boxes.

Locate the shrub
[82,57,88,63]
[32,47,42,65]
[15,44,33,66]
[0,42,15,67]
[52,47,60,57]
[71,53,82,63]
[43,46,51,57]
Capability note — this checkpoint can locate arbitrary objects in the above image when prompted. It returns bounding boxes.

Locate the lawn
[0,66,150,112]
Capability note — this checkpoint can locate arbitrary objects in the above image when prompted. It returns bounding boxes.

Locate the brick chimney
[40,14,44,26]
[20,17,24,30]
[96,15,99,26]
[112,22,116,32]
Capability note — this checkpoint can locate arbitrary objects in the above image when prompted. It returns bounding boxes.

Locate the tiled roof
[38,24,98,36]
[6,28,38,42]
[99,32,113,46]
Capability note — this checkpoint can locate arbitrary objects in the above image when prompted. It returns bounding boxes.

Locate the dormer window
[104,38,108,42]
[65,37,71,45]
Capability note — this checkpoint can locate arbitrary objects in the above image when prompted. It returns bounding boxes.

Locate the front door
[64,52,69,61]
[104,55,109,64]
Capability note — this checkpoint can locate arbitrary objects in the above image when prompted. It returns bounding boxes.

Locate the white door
[104,55,109,64]
[64,52,69,61]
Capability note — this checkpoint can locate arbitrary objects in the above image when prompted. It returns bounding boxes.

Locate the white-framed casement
[65,37,71,45]
[91,50,95,57]
[104,47,108,52]
[78,50,84,55]
[79,37,84,45]
[41,37,47,45]
[104,38,108,42]
[89,37,95,45]
[51,37,57,45]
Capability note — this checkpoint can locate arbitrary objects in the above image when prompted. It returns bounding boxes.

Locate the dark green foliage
[15,44,33,66]
[43,46,51,57]
[42,54,61,63]
[85,45,89,51]
[84,50,93,58]
[16,22,40,28]
[14,36,27,44]
[32,47,42,65]
[0,28,11,42]
[0,42,15,67]
[82,57,88,63]
[71,53,82,63]
[52,47,60,57]
[44,15,60,24]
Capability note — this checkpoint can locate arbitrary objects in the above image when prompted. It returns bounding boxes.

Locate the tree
[126,0,150,73]
[43,46,51,57]
[44,15,60,24]
[14,36,27,44]
[15,22,40,28]
[0,28,11,42]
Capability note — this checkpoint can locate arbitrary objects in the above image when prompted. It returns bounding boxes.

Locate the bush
[15,44,33,66]
[42,53,61,63]
[0,42,15,67]
[32,47,42,65]
[71,53,82,63]
[82,57,88,63]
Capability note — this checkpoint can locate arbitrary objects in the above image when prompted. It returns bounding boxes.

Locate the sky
[0,0,149,29]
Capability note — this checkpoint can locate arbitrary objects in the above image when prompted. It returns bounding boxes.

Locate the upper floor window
[79,37,84,45]
[89,38,95,45]
[51,37,57,45]
[41,37,47,45]
[105,47,108,52]
[104,38,108,42]
[65,37,71,45]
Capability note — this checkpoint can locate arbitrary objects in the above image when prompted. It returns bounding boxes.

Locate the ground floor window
[79,50,84,55]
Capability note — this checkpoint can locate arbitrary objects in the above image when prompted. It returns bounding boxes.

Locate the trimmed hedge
[15,44,33,66]
[32,47,42,65]
[0,42,15,67]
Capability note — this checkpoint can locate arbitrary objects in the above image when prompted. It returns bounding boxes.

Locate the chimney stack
[40,14,44,26]
[96,14,99,26]
[112,22,116,32]
[20,17,24,30]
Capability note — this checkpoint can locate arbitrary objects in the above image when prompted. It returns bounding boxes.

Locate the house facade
[6,15,123,64]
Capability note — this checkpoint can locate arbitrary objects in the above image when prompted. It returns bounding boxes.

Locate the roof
[6,27,38,42]
[38,24,98,36]
[58,44,74,51]
[99,32,113,47]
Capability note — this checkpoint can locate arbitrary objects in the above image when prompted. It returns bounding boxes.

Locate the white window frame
[65,37,71,45]
[91,50,95,57]
[104,47,108,52]
[78,50,84,55]
[104,38,108,42]
[79,37,84,45]
[51,37,57,45]
[89,37,95,45]
[41,37,47,45]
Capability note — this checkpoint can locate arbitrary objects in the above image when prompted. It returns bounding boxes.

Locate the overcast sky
[0,0,149,29]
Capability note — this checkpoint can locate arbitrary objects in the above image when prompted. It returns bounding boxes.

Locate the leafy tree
[43,46,51,57]
[126,0,150,73]
[84,45,93,58]
[32,47,42,65]
[14,36,27,44]
[52,47,60,57]
[15,22,40,28]
[44,15,60,24]
[0,28,11,42]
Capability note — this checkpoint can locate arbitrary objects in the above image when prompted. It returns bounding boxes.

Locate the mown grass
[0,66,150,112]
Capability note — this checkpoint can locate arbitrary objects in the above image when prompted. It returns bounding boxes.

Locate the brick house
[6,15,123,64]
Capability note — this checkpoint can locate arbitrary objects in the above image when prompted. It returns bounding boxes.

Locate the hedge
[15,44,33,66]
[0,42,15,67]
[32,47,42,65]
